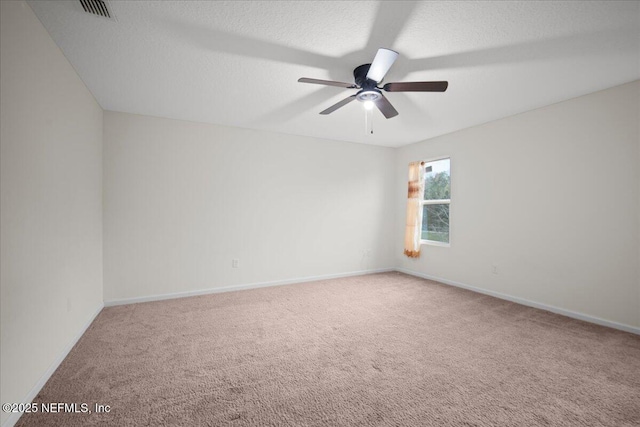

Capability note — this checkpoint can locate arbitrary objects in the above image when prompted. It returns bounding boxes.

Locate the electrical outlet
[232,259,240,268]
[492,265,498,275]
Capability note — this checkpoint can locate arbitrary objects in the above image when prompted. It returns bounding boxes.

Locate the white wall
[103,111,395,302]
[0,1,104,425]
[396,81,640,329]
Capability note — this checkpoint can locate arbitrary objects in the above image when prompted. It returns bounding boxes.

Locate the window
[421,158,450,245]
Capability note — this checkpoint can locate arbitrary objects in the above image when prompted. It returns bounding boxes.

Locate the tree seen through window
[421,159,450,243]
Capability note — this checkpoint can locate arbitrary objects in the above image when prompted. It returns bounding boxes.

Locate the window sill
[420,240,450,248]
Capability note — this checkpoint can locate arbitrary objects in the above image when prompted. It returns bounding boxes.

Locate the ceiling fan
[298,48,448,119]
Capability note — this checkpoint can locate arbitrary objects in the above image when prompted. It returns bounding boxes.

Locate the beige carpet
[17,272,640,426]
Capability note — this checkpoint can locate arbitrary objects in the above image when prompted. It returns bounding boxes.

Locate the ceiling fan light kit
[298,48,449,132]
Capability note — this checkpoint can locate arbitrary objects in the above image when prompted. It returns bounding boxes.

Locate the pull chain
[365,107,374,135]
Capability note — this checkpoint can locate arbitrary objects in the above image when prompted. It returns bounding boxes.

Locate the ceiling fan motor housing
[354,64,381,102]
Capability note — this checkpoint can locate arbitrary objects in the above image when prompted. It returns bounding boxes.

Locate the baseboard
[104,268,395,307]
[2,303,104,427]
[396,268,640,336]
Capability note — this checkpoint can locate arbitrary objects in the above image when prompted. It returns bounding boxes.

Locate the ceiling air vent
[79,0,113,20]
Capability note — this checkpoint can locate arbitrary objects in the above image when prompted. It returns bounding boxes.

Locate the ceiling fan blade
[366,48,399,82]
[383,81,449,92]
[298,78,357,88]
[374,94,399,119]
[319,95,357,115]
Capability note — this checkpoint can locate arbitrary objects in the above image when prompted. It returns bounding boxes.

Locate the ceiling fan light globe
[357,90,381,103]
[364,100,374,110]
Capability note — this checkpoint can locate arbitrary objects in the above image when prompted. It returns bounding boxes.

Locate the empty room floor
[17,273,640,426]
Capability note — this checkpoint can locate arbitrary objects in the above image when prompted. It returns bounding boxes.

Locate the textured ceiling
[28,1,640,147]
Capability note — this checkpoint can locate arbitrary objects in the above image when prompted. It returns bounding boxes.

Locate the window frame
[419,156,451,248]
